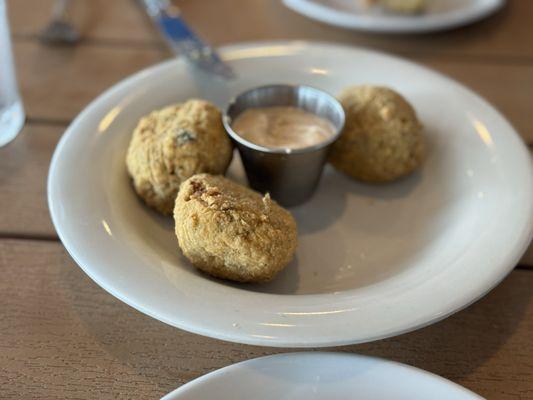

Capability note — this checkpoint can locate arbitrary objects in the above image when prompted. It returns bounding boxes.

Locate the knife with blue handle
[140,0,235,79]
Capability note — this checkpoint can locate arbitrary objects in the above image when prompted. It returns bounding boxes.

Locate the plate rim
[161,352,484,399]
[282,0,506,33]
[48,40,533,348]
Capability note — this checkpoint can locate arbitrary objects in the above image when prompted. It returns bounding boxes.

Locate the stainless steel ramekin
[223,84,345,207]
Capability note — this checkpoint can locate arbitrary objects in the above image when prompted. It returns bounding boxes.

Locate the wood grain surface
[14,41,165,122]
[1,240,532,399]
[8,0,158,43]
[1,0,532,398]
[0,124,60,238]
[8,0,533,60]
[11,38,533,139]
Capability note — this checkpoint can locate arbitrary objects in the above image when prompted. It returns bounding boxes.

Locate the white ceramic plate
[162,352,484,399]
[283,0,505,33]
[48,41,532,348]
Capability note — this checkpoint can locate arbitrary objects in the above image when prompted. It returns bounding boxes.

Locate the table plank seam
[26,117,71,127]
[395,52,533,67]
[0,233,59,242]
[12,33,165,51]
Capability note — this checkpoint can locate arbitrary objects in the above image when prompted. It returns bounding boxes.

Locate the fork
[40,0,80,45]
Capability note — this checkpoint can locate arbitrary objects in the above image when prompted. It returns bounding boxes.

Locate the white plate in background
[283,0,505,33]
[48,41,532,347]
[162,352,484,399]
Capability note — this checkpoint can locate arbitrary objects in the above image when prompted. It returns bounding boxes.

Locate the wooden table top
[1,1,532,398]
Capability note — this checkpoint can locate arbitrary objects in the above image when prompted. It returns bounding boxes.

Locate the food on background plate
[174,173,297,283]
[232,106,337,150]
[329,85,425,182]
[364,0,426,13]
[126,99,233,215]
[381,0,425,13]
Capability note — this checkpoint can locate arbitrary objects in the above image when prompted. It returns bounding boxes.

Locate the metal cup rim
[222,84,345,155]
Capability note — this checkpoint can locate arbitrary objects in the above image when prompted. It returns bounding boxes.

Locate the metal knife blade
[140,0,235,80]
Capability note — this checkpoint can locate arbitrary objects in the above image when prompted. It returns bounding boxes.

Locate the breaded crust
[174,174,298,283]
[126,99,233,215]
[329,85,425,182]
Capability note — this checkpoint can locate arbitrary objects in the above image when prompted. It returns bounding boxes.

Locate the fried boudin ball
[126,99,233,215]
[174,174,297,283]
[329,85,425,182]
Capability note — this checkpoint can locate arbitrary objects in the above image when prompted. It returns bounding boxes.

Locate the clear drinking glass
[0,0,24,147]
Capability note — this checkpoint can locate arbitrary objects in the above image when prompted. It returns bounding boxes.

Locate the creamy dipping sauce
[232,106,336,150]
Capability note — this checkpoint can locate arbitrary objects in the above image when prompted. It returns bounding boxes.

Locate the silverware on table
[40,0,80,45]
[139,0,235,80]
[224,85,345,207]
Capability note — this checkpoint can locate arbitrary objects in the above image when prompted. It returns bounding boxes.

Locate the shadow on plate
[117,131,464,296]
[291,164,422,236]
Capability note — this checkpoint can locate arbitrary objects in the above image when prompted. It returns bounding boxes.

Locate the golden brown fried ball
[329,85,425,183]
[126,99,233,215]
[174,174,297,283]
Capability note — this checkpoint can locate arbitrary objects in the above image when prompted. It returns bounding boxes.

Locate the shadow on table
[338,271,533,385]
